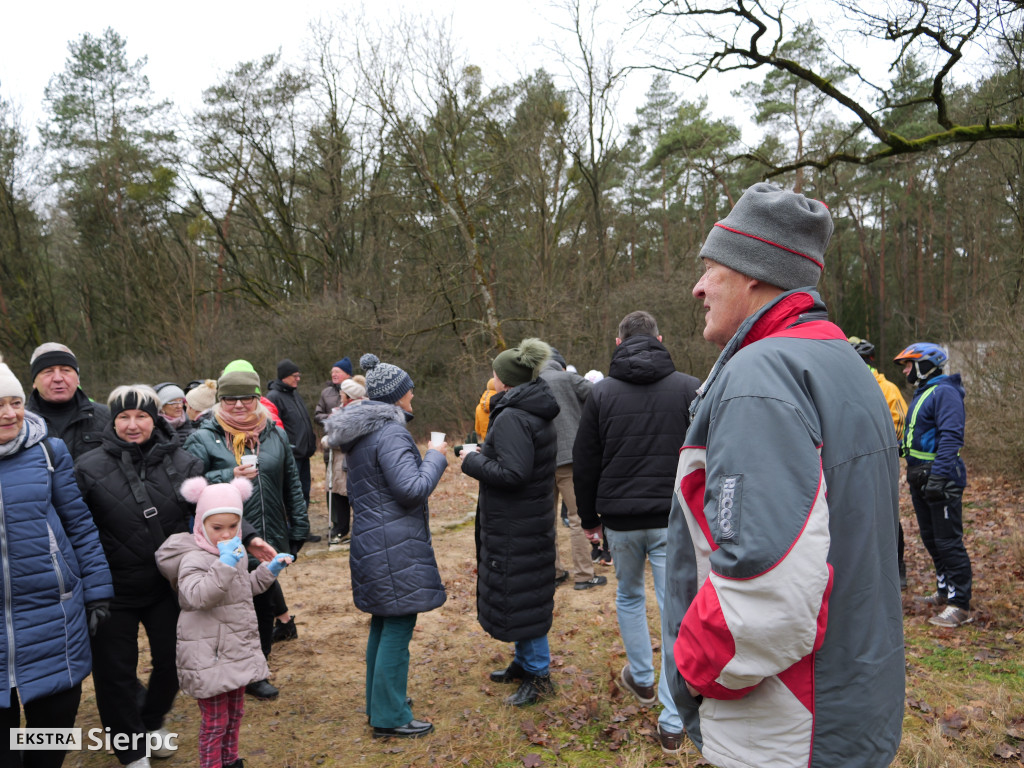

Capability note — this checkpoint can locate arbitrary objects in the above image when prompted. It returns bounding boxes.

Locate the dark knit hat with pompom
[492,338,552,388]
[360,354,414,404]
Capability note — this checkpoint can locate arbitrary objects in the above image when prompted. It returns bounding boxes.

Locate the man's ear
[657,335,663,342]
[615,337,622,346]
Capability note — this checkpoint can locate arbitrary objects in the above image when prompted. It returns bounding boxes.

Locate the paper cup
[462,443,478,454]
[240,455,258,468]
[430,431,446,444]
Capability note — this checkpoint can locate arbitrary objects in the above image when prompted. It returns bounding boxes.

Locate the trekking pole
[327,448,334,543]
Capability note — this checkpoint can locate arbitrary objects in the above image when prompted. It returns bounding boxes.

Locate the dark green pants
[366,614,417,727]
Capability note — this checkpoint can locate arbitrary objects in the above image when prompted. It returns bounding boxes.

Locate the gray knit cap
[698,182,833,290]
[360,354,414,404]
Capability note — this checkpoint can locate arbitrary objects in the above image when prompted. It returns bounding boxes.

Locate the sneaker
[372,719,434,739]
[554,569,570,587]
[222,760,245,768]
[574,575,607,590]
[658,725,684,755]
[126,759,151,768]
[619,664,656,706]
[597,549,613,566]
[272,617,298,643]
[928,605,973,627]
[147,727,176,758]
[329,534,342,545]
[914,590,947,606]
[305,533,322,542]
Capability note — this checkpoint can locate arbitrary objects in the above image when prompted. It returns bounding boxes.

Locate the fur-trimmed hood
[325,399,407,453]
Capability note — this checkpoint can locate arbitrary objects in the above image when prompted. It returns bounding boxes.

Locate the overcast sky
[1,0,663,141]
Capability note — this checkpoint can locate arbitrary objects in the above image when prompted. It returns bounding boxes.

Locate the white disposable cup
[430,431,446,444]
[240,455,258,468]
[462,443,478,454]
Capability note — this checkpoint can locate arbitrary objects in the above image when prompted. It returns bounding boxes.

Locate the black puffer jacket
[28,388,111,461]
[326,400,448,617]
[266,380,318,460]
[573,334,700,531]
[74,419,203,609]
[461,377,560,642]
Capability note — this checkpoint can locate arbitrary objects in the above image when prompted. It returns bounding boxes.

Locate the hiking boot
[658,725,684,754]
[928,605,973,627]
[504,675,554,707]
[619,664,656,706]
[222,760,245,768]
[574,575,607,590]
[272,617,297,643]
[245,679,279,700]
[490,659,526,684]
[914,590,947,606]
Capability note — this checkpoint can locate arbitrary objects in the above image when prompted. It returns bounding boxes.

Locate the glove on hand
[288,539,304,561]
[218,536,245,566]
[86,600,111,637]
[924,474,956,502]
[267,553,293,577]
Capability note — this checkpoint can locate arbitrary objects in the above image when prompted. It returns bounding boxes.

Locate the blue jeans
[605,527,681,732]
[513,635,550,677]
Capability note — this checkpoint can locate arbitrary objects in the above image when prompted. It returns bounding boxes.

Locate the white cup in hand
[430,431,446,445]
[240,455,258,472]
[462,443,478,455]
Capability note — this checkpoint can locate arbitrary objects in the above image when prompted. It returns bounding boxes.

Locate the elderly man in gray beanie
[662,183,905,768]
[26,342,111,460]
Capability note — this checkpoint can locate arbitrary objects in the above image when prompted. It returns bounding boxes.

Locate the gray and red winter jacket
[663,289,905,768]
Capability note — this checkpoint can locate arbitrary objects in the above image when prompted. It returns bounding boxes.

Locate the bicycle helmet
[847,336,875,361]
[893,342,947,385]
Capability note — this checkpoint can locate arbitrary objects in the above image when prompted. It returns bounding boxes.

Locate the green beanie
[492,338,551,388]
[218,360,261,398]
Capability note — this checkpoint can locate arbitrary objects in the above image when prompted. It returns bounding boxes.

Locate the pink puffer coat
[156,533,275,699]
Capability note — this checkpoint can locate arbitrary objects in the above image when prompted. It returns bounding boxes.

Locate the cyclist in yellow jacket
[849,337,908,587]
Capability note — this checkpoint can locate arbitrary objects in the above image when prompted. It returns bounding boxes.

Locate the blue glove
[217,537,245,566]
[267,553,293,577]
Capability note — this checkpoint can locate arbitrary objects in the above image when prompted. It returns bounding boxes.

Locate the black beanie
[109,389,160,423]
[277,359,301,380]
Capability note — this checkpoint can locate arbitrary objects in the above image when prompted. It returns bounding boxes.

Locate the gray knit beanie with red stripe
[698,182,833,291]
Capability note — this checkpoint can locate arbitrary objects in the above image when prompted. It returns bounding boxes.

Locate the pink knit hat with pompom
[180,477,252,524]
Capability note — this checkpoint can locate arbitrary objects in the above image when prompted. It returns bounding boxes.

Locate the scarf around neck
[214,404,268,464]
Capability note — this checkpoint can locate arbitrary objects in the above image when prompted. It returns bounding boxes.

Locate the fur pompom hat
[492,338,552,388]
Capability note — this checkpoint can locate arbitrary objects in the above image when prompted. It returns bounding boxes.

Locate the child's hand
[267,553,293,577]
[217,537,245,566]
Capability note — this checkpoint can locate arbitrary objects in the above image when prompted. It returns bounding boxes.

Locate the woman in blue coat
[0,356,113,768]
[326,354,447,740]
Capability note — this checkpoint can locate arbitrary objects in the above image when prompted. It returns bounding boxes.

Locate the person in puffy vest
[894,342,972,627]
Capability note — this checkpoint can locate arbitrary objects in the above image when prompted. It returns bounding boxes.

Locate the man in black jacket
[26,342,110,460]
[267,359,318,510]
[572,311,700,754]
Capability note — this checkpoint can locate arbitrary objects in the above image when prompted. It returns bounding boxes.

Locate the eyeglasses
[221,396,258,404]
[163,399,185,409]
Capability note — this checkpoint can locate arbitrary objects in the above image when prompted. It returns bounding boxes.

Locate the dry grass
[62,456,1024,767]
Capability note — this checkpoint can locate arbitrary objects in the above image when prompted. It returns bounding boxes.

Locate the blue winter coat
[0,411,113,708]
[326,401,447,617]
[903,373,967,486]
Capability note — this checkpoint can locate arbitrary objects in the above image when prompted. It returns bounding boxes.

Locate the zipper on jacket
[51,554,67,598]
[0,484,18,688]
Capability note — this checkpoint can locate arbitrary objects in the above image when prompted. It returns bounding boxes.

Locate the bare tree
[636,0,1024,174]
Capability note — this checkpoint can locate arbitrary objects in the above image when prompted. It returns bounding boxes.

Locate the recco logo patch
[716,475,741,541]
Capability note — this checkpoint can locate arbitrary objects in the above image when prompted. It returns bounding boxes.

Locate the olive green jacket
[184,418,309,561]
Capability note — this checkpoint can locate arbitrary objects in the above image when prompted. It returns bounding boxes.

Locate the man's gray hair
[618,311,659,340]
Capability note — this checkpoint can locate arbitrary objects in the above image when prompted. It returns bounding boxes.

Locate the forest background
[1,0,1022,476]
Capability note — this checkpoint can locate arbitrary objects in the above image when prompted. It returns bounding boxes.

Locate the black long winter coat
[572,334,700,531]
[74,419,203,609]
[28,388,111,461]
[266,379,318,460]
[461,377,560,642]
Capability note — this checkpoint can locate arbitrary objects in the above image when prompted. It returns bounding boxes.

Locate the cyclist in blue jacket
[894,343,972,627]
